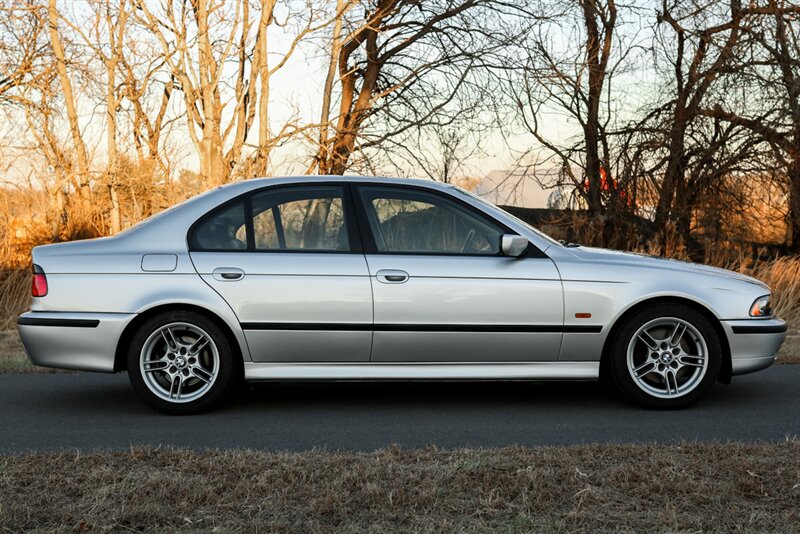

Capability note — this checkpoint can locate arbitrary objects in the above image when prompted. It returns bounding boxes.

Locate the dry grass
[0,442,798,532]
[780,335,800,364]
[0,269,29,331]
[0,331,31,374]
[745,257,800,328]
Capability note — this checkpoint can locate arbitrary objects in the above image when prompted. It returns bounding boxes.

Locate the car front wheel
[609,303,721,409]
[127,311,237,414]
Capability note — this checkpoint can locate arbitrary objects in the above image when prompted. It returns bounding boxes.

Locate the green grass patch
[1,442,798,532]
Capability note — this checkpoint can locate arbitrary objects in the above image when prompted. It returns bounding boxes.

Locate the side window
[191,186,351,252]
[250,186,350,251]
[358,187,504,255]
[191,201,248,251]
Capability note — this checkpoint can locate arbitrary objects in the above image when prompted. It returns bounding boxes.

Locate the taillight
[32,264,48,297]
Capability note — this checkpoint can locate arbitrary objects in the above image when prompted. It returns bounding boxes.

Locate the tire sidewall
[609,304,722,409]
[127,311,236,415]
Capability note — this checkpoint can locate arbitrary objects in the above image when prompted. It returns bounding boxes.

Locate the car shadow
[19,371,779,418]
[237,379,622,410]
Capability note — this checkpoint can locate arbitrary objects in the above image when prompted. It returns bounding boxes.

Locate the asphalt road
[1,367,798,453]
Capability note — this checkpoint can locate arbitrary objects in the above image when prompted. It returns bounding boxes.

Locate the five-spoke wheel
[140,322,219,403]
[128,311,237,414]
[610,303,721,409]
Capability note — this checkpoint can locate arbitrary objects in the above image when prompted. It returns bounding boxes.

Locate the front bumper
[17,311,136,372]
[722,318,787,376]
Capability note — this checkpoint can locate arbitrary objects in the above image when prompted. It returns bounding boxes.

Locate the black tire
[127,311,238,415]
[608,303,721,409]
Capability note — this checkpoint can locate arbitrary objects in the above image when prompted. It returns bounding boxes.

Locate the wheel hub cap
[626,317,709,399]
[140,322,220,403]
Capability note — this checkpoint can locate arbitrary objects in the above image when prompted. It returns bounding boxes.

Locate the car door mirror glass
[501,234,529,257]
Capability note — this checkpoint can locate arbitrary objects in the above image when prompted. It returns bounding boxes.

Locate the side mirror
[501,234,529,257]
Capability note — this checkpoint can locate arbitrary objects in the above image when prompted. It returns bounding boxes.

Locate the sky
[0,0,668,204]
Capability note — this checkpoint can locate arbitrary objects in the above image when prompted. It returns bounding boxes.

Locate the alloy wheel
[139,322,220,403]
[626,317,709,399]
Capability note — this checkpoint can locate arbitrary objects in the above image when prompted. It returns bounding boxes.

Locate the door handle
[212,267,245,281]
[376,269,409,284]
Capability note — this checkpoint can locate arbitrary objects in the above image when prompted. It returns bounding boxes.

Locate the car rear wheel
[609,303,721,409]
[127,311,237,414]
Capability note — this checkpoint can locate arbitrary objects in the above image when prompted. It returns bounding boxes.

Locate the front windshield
[449,185,563,247]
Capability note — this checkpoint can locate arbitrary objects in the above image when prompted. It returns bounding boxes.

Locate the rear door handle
[212,267,245,281]
[376,269,409,284]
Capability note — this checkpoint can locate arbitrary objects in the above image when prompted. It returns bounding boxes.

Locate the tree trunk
[108,185,121,234]
[254,0,275,176]
[106,57,120,234]
[47,0,91,199]
[788,157,800,253]
[581,0,608,214]
[654,103,688,231]
[315,0,347,175]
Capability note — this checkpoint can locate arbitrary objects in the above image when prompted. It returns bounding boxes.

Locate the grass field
[1,442,798,532]
[2,330,799,374]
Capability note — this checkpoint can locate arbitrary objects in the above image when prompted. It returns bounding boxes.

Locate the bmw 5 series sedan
[17,176,786,414]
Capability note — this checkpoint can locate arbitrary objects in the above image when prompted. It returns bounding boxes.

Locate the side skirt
[244,362,599,381]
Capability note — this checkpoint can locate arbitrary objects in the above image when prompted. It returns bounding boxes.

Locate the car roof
[221,175,450,192]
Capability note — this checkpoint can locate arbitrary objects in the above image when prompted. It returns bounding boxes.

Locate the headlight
[749,295,772,317]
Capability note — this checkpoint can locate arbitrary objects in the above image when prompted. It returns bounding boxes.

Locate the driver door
[353,184,564,362]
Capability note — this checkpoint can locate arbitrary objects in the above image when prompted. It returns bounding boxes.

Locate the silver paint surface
[18,312,136,372]
[19,175,785,382]
[243,361,600,381]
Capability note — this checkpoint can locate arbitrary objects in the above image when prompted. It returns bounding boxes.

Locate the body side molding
[240,322,603,333]
[244,361,599,381]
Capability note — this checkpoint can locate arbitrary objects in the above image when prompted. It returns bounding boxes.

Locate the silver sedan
[18,176,786,413]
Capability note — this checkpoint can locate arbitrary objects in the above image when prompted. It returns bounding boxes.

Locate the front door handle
[212,267,245,281]
[376,269,409,284]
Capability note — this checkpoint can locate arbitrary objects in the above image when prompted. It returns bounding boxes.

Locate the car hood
[567,246,768,289]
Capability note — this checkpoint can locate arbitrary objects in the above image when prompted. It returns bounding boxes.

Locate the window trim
[352,183,547,258]
[187,182,363,254]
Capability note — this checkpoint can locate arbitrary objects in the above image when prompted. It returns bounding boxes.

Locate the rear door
[189,184,373,362]
[353,184,564,362]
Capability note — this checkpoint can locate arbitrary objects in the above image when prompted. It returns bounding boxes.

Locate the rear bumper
[17,312,136,372]
[722,318,787,376]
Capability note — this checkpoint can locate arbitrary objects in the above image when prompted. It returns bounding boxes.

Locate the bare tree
[698,1,800,251]
[312,0,519,176]
[0,1,49,105]
[47,0,91,199]
[57,0,134,232]
[650,0,746,233]
[582,0,617,212]
[507,0,622,214]
[313,0,355,175]
[0,0,97,239]
[135,0,324,185]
